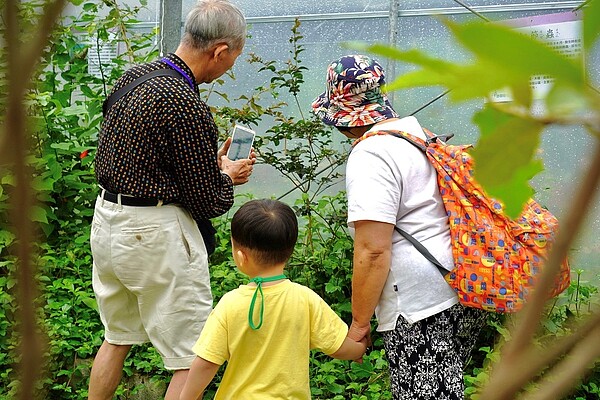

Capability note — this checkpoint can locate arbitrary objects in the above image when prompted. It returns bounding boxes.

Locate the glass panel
[182,0,390,18]
[400,0,582,10]
[94,0,599,278]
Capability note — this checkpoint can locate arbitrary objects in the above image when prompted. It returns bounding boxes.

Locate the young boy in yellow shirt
[179,199,367,399]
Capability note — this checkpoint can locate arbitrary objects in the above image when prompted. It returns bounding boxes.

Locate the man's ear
[212,43,230,61]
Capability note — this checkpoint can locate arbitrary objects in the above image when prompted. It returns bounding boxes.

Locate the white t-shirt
[346,116,458,330]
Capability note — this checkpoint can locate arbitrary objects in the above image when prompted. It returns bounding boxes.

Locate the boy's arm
[329,336,368,361]
[179,356,221,400]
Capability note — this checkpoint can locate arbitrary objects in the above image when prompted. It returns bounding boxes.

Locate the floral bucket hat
[311,54,398,128]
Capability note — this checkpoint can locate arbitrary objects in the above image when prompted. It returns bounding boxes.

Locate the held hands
[348,318,372,364]
[218,137,257,185]
[348,319,372,345]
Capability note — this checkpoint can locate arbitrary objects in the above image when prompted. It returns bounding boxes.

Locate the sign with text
[490,11,583,103]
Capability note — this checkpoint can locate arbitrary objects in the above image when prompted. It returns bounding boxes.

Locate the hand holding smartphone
[227,125,256,161]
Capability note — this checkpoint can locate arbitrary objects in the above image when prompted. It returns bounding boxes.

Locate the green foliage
[2,2,600,400]
[310,347,391,400]
[463,276,600,399]
[348,3,600,218]
[471,106,545,216]
[1,0,160,398]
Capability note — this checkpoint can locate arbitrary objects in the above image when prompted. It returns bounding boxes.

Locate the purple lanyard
[161,57,196,91]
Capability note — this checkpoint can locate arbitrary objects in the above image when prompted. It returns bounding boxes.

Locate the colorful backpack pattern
[357,129,571,313]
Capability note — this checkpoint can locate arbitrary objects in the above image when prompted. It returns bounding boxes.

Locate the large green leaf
[484,160,544,217]
[449,62,526,102]
[471,106,546,217]
[584,0,600,50]
[350,18,585,107]
[448,20,585,88]
[347,42,459,75]
[29,205,49,223]
[546,81,592,115]
[385,69,448,91]
[472,105,513,138]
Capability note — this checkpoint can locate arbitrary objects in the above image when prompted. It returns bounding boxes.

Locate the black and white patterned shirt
[95,53,234,221]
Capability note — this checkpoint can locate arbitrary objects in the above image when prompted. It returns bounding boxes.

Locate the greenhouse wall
[66,0,600,278]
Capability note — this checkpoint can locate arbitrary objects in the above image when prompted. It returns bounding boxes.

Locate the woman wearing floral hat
[312,54,488,400]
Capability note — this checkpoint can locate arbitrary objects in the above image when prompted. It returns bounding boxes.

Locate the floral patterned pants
[382,304,488,400]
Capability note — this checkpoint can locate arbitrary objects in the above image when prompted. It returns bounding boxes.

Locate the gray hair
[182,0,246,52]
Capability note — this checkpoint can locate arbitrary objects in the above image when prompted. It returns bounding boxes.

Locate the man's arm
[179,356,220,400]
[348,220,394,342]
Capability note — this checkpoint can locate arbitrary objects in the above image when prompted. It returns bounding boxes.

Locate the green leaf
[584,0,600,50]
[345,42,459,76]
[0,230,15,248]
[31,175,55,192]
[81,297,98,311]
[449,63,520,102]
[385,69,447,92]
[29,205,49,223]
[471,106,545,217]
[483,161,543,217]
[50,142,73,151]
[472,105,512,138]
[448,20,584,88]
[546,82,591,115]
[1,174,15,186]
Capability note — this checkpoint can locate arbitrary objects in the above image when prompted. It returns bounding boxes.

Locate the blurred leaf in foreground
[472,105,545,217]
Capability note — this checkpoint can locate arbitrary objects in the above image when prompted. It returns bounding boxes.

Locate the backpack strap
[394,226,449,277]
[352,128,453,149]
[102,68,182,116]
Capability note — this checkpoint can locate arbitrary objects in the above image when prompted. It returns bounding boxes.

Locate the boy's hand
[353,337,370,364]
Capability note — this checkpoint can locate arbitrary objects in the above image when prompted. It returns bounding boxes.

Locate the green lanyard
[248,274,287,330]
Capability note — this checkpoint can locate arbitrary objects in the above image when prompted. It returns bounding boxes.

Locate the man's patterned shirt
[95,53,234,221]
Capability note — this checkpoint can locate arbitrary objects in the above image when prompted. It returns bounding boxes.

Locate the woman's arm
[348,220,394,342]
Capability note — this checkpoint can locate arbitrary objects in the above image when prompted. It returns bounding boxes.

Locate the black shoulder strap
[102,68,182,116]
[394,226,450,277]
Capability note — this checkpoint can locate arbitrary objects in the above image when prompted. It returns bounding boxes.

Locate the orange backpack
[359,129,571,313]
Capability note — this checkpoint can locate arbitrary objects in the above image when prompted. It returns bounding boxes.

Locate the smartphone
[227,125,256,161]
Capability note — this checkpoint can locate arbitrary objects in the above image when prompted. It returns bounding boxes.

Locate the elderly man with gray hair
[88,1,255,399]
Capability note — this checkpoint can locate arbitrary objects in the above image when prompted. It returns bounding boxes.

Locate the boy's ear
[236,247,249,266]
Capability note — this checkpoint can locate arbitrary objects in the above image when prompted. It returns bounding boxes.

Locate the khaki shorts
[90,197,212,370]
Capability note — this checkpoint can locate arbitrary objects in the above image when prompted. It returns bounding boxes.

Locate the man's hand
[220,155,255,185]
[218,137,257,168]
[218,136,257,185]
[217,137,232,169]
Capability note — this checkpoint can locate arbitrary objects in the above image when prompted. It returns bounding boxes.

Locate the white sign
[88,32,118,79]
[490,11,583,103]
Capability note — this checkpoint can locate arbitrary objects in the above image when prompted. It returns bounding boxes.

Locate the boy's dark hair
[231,199,298,265]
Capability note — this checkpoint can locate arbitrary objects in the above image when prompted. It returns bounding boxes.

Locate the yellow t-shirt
[192,280,348,399]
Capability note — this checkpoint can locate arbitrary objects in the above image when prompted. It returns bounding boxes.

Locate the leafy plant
[2,1,600,399]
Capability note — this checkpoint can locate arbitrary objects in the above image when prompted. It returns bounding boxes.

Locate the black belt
[100,190,167,207]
